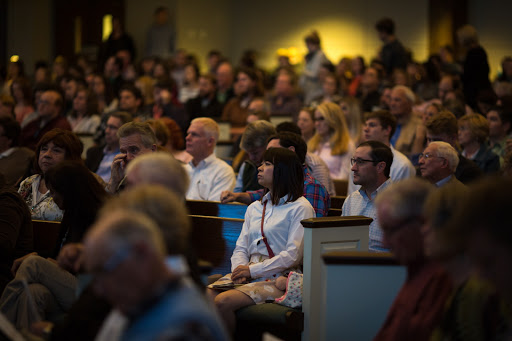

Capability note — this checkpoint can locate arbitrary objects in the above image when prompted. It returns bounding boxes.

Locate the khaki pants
[0,255,77,329]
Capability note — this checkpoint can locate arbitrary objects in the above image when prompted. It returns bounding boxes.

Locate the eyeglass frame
[418,152,443,160]
[350,157,379,166]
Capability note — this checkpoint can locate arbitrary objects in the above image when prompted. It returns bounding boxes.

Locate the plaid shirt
[247,166,330,217]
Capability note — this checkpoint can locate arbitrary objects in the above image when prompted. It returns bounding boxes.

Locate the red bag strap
[260,200,275,258]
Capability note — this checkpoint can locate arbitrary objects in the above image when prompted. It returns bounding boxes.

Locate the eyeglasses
[418,152,440,160]
[314,117,325,122]
[350,157,376,166]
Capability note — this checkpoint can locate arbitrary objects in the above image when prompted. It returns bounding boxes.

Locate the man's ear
[207,136,216,148]
[504,121,511,135]
[384,125,392,137]
[287,146,296,153]
[377,161,386,173]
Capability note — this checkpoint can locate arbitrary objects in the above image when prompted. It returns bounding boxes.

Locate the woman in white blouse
[208,148,315,333]
[308,102,355,180]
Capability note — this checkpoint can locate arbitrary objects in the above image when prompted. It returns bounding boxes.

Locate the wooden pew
[320,251,406,340]
[189,215,244,275]
[330,196,346,209]
[186,200,248,219]
[333,179,348,196]
[186,199,344,219]
[32,220,62,258]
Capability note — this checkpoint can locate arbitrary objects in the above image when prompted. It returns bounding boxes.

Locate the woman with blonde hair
[458,113,500,173]
[308,102,355,179]
[339,97,363,143]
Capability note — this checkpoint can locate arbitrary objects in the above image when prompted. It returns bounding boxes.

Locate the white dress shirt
[231,193,315,280]
[184,153,235,201]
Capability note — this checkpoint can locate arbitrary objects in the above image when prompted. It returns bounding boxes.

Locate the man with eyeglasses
[85,111,133,183]
[342,141,393,252]
[419,141,465,188]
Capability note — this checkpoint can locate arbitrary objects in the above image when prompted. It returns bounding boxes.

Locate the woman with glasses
[208,148,315,333]
[308,102,355,180]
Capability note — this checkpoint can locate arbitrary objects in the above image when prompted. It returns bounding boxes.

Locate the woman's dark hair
[237,67,265,97]
[45,161,108,247]
[92,73,114,105]
[10,77,33,104]
[34,129,83,174]
[71,89,99,118]
[262,148,303,205]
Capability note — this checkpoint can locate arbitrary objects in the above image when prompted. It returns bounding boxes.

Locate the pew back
[321,251,406,340]
[189,215,244,275]
[186,200,248,219]
[32,220,62,258]
[302,216,371,341]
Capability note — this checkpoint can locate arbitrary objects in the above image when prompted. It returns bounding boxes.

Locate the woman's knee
[214,290,253,312]
[17,255,46,278]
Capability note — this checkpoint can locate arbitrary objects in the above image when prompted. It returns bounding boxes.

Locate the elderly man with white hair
[184,117,235,200]
[419,141,465,188]
[125,152,189,196]
[389,85,424,156]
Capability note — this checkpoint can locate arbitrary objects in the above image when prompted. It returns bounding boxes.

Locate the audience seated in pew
[0,161,108,330]
[221,131,330,217]
[18,129,84,222]
[185,117,236,201]
[208,148,315,334]
[373,178,453,341]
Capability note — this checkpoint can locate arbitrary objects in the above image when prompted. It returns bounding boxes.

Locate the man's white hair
[392,85,415,104]
[429,141,459,173]
[126,152,189,196]
[190,117,219,142]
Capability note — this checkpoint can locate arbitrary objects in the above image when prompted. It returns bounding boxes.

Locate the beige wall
[228,0,429,71]
[5,0,511,79]
[469,0,512,79]
[7,0,53,75]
